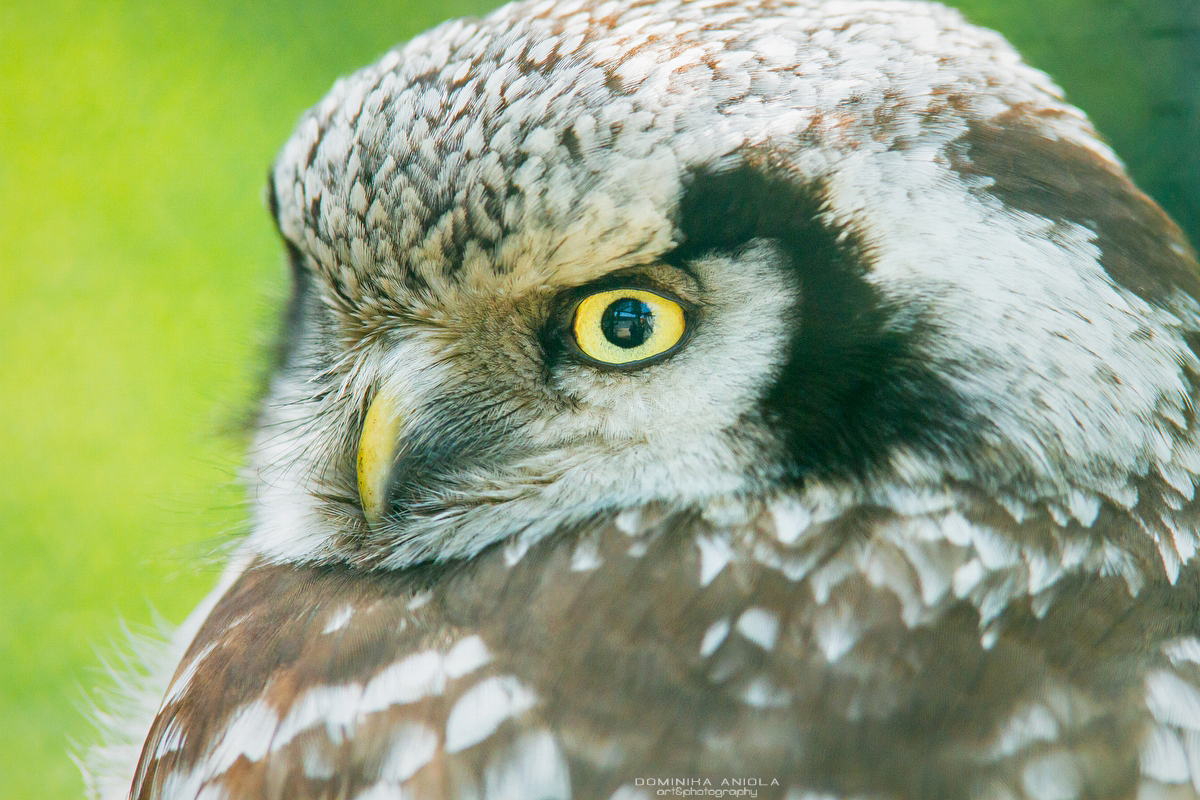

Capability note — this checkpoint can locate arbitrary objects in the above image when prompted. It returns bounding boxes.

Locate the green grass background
[2,1,1196,798]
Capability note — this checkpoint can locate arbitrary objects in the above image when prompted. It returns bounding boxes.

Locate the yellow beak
[357,387,403,529]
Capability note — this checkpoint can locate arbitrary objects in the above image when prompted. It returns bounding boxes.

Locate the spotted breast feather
[134,488,1200,799]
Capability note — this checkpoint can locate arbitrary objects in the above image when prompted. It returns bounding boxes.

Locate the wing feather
[134,489,1200,799]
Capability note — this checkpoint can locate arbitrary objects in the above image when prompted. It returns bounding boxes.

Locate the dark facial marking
[275,243,316,370]
[948,111,1200,306]
[668,165,980,484]
[379,392,520,524]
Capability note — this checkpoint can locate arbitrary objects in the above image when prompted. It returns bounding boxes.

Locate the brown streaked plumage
[133,491,1200,798]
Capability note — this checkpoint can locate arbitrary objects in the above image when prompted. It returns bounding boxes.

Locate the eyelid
[569,264,703,306]
[560,280,697,315]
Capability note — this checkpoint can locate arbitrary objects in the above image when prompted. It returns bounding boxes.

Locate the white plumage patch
[444,676,539,754]
[735,608,780,651]
[377,723,439,782]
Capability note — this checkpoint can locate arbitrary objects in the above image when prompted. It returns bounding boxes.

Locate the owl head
[248,0,1200,570]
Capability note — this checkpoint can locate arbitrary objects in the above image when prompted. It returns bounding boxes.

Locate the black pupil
[600,297,654,349]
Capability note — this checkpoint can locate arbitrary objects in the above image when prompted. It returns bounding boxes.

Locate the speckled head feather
[96,2,1200,799]
[271,0,1121,320]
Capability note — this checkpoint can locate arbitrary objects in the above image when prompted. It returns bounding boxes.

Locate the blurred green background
[1,1,1197,798]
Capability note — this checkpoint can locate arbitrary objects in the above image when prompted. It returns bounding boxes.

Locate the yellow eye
[571,288,688,366]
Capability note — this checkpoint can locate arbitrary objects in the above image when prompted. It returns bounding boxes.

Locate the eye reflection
[601,297,655,348]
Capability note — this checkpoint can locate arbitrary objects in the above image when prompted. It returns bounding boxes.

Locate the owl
[88,0,1200,798]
